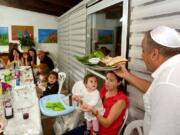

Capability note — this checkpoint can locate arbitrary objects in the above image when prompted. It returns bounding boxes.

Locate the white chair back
[53,68,59,72]
[72,80,86,95]
[123,120,143,135]
[118,109,128,135]
[58,72,66,93]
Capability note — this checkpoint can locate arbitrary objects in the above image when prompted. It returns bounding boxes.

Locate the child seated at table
[36,71,59,98]
[35,63,50,85]
[72,74,104,135]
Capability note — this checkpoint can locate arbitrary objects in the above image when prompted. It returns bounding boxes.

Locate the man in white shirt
[115,26,180,135]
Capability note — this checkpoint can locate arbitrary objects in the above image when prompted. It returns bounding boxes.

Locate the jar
[3,70,11,83]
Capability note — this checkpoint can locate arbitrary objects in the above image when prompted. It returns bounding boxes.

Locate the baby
[37,71,59,98]
[73,74,104,135]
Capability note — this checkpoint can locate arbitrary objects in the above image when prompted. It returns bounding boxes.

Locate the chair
[39,94,75,117]
[58,72,66,93]
[72,80,86,95]
[118,109,128,135]
[53,68,59,72]
[53,80,86,135]
[123,120,144,135]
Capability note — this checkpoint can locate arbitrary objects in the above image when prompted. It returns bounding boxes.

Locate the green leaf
[18,36,35,47]
[45,102,65,111]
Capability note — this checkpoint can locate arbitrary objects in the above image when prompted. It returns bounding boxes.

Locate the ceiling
[0,0,82,16]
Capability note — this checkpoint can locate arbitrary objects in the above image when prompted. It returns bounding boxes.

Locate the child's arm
[72,95,82,102]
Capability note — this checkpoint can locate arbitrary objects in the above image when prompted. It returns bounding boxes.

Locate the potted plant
[18,36,35,51]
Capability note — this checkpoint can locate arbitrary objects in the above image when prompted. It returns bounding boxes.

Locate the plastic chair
[53,68,59,72]
[118,109,128,135]
[53,81,86,135]
[72,80,86,95]
[123,120,144,135]
[58,72,66,93]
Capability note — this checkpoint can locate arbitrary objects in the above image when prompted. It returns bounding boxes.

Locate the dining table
[0,66,43,135]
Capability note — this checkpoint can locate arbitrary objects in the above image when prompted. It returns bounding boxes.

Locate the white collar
[152,54,180,79]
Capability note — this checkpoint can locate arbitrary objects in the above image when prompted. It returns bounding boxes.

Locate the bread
[107,56,128,66]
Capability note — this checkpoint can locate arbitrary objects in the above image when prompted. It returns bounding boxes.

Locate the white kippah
[150,26,180,48]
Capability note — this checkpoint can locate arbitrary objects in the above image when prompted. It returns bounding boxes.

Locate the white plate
[88,58,100,64]
[13,86,35,109]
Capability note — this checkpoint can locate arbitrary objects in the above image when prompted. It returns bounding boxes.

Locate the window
[87,3,123,57]
[86,0,129,79]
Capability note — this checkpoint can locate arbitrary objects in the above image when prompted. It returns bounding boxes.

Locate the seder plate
[87,65,119,71]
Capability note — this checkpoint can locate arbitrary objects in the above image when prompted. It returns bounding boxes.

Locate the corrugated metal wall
[57,1,87,90]
[128,0,180,121]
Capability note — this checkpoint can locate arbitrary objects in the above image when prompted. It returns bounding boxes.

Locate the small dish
[88,58,100,64]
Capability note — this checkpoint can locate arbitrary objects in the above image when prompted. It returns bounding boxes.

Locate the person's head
[8,42,18,52]
[23,52,29,58]
[37,50,45,60]
[105,71,125,93]
[47,71,58,84]
[37,63,50,75]
[141,26,180,72]
[84,74,98,91]
[12,48,21,56]
[9,48,22,61]
[28,48,37,64]
[28,48,37,57]
[100,46,111,56]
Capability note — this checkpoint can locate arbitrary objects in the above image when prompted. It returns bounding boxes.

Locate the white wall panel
[131,0,180,20]
[129,46,142,59]
[128,58,149,73]
[128,0,180,121]
[130,33,144,46]
[131,15,180,33]
[57,1,86,90]
[131,0,154,7]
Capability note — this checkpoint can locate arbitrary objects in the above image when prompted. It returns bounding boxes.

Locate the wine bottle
[4,101,14,119]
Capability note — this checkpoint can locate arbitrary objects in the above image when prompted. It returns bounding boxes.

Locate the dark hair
[28,48,37,64]
[38,63,50,75]
[106,71,126,93]
[48,71,59,80]
[84,74,97,84]
[8,42,18,52]
[100,46,111,56]
[8,48,22,62]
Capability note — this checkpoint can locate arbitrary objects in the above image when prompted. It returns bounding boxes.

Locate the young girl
[73,74,104,135]
[36,63,50,83]
[22,52,30,66]
[7,48,23,68]
[37,71,59,98]
[28,48,37,67]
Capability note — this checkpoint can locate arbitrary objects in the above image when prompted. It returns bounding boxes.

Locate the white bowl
[88,58,100,64]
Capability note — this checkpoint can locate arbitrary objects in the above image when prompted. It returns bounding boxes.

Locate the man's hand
[114,63,129,78]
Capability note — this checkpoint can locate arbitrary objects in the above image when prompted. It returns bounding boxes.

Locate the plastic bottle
[16,78,20,86]
[15,70,20,86]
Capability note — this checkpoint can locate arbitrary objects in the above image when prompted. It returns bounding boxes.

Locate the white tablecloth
[0,67,43,135]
